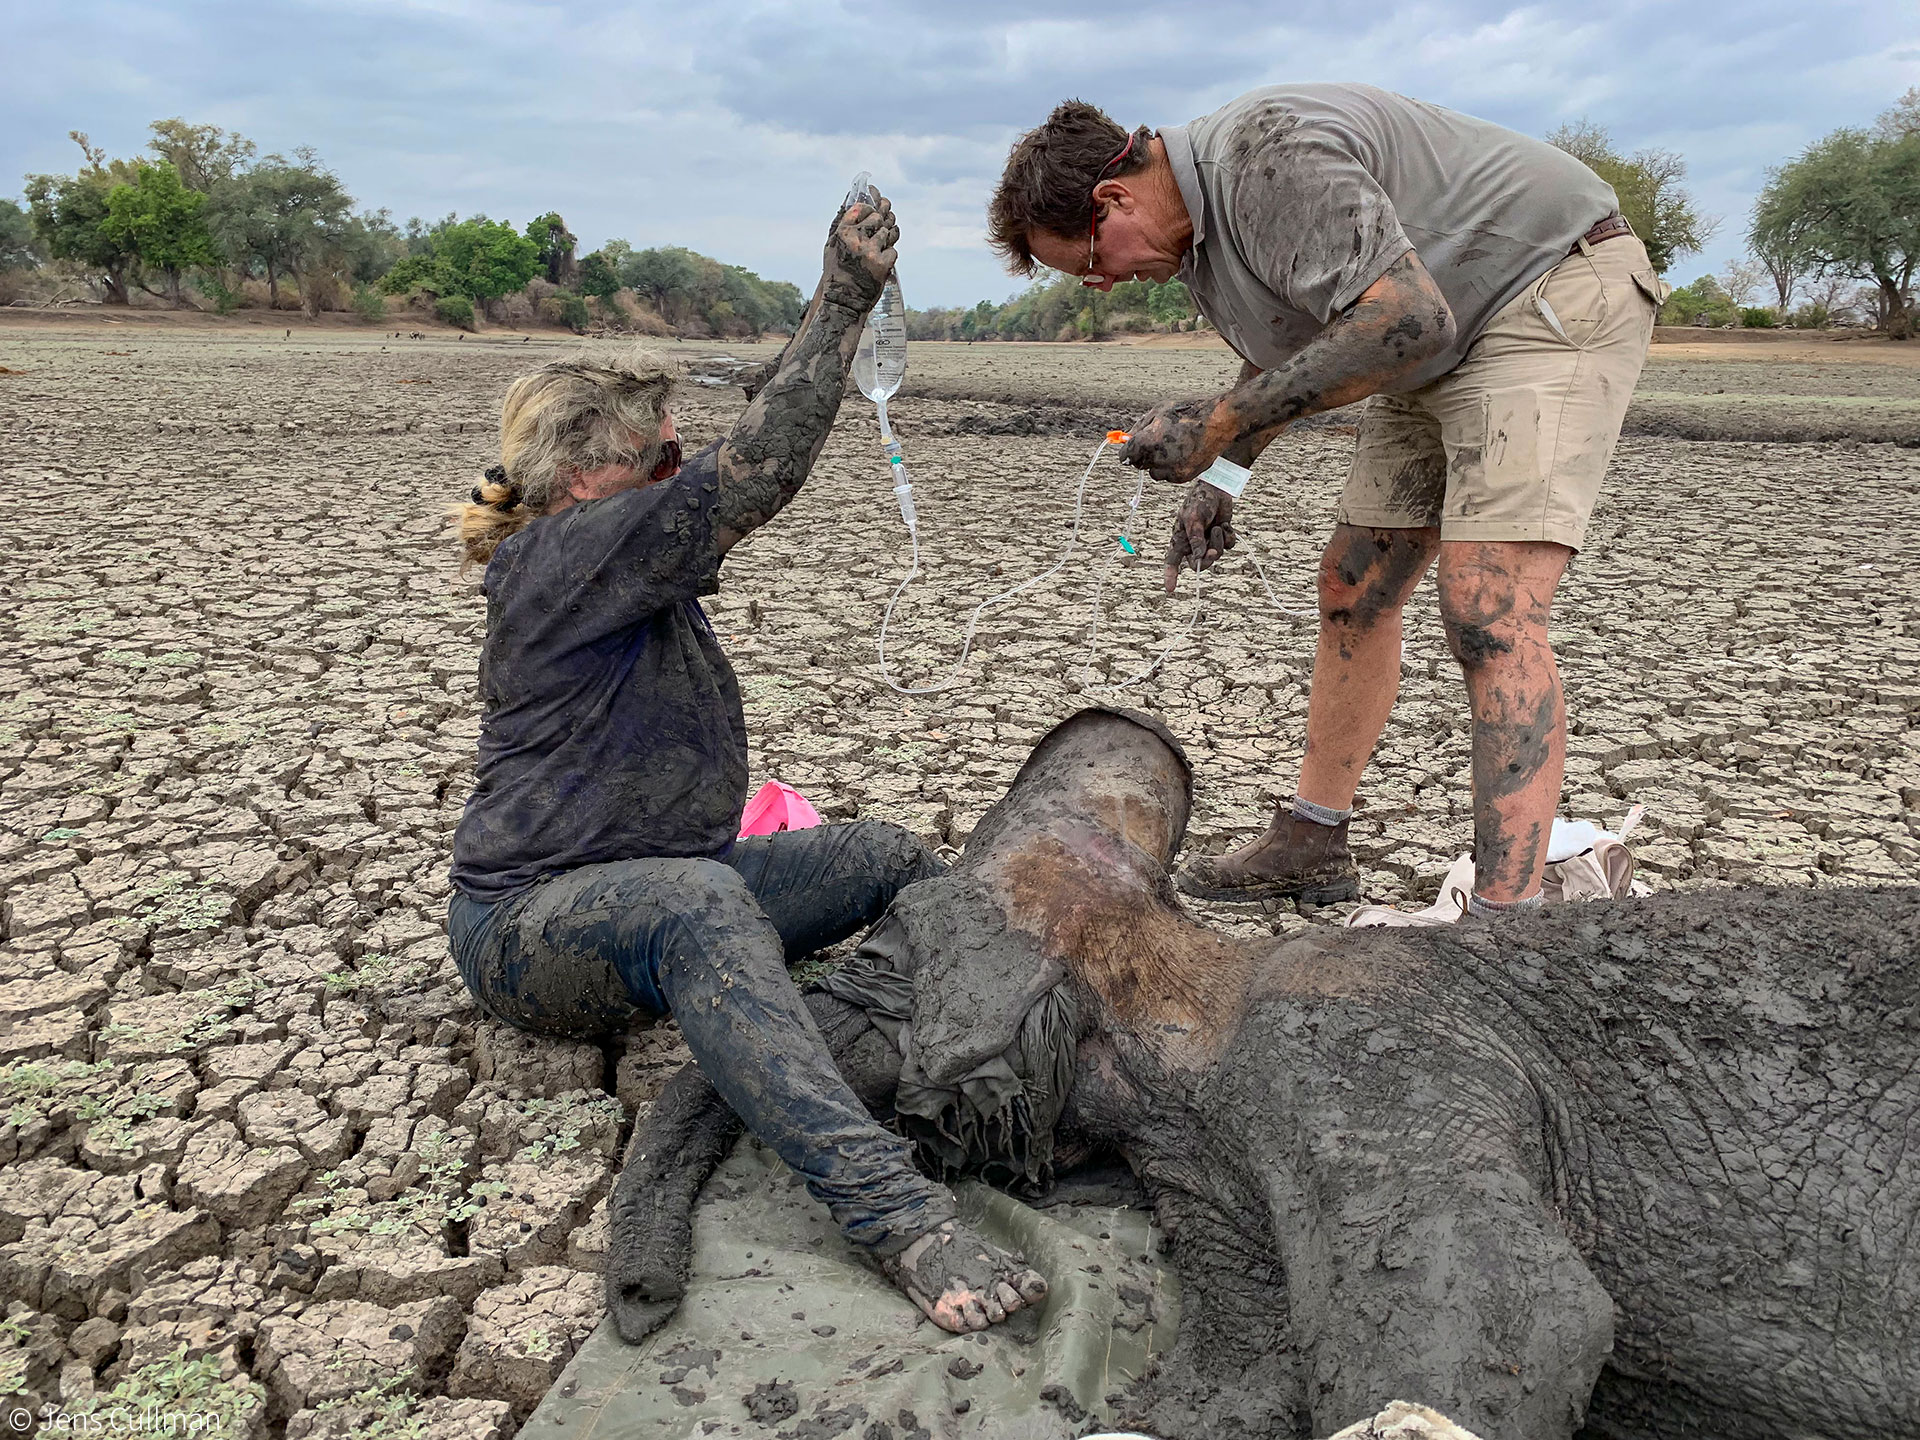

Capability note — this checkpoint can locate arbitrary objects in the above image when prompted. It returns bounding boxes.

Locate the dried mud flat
[0,326,1916,1438]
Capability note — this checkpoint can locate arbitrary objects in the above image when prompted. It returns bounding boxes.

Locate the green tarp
[531,1137,1177,1439]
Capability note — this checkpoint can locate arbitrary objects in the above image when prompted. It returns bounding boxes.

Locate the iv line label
[1199,456,1253,498]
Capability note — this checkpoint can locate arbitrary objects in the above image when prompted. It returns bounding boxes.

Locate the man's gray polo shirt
[1162,84,1619,390]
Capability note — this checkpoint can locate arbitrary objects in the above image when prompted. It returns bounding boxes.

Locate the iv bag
[845,171,906,404]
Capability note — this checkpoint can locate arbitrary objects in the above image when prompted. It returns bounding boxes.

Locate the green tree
[599,237,634,273]
[102,161,216,306]
[0,199,42,270]
[376,252,442,296]
[1752,120,1920,339]
[338,208,407,285]
[1875,86,1920,141]
[1147,278,1194,323]
[576,251,621,300]
[526,212,578,286]
[25,133,141,303]
[1547,121,1715,273]
[432,216,542,302]
[208,151,352,313]
[145,118,256,192]
[620,246,700,320]
[1659,275,1740,328]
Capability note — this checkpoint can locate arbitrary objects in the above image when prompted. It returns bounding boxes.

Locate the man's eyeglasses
[1086,132,1137,286]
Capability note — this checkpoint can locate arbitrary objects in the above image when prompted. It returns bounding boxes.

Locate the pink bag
[738,781,823,838]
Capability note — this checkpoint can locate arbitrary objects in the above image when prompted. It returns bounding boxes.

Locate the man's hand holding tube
[1163,483,1237,595]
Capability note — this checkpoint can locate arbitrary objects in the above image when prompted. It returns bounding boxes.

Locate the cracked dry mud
[1,326,1916,1439]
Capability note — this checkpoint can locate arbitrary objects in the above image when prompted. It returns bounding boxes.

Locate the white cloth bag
[1346,807,1645,929]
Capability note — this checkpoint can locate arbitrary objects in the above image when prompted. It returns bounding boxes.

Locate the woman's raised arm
[712,194,899,552]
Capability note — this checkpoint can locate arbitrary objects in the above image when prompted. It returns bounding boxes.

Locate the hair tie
[475,465,520,511]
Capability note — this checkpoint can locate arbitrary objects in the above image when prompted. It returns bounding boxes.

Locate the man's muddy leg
[1178,524,1439,901]
[1436,540,1571,905]
[1296,524,1441,809]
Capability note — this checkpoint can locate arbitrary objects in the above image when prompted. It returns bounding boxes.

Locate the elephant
[607,707,1919,1440]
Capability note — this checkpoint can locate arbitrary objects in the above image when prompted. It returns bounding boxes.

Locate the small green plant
[132,874,238,934]
[1740,305,1777,328]
[295,1121,481,1237]
[434,294,476,331]
[3,1058,114,1129]
[351,284,387,321]
[313,1376,431,1438]
[324,952,428,996]
[64,1346,264,1438]
[513,1092,623,1163]
[76,1080,177,1153]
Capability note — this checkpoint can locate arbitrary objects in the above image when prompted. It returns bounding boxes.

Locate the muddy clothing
[449,440,747,902]
[1337,233,1663,549]
[1162,83,1620,390]
[448,820,950,1250]
[815,878,1080,1194]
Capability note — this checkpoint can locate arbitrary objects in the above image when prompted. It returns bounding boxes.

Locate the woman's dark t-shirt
[450,442,747,900]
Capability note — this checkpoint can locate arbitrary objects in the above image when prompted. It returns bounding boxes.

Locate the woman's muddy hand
[824,190,900,310]
[1164,482,1236,593]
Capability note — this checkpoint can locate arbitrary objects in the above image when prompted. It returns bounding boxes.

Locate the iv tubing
[874,434,1314,697]
[878,433,1130,695]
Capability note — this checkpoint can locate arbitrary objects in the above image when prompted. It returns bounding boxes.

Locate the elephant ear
[889,878,1067,1089]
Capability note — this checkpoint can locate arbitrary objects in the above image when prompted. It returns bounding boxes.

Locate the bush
[541,292,590,333]
[1740,306,1777,328]
[1659,275,1740,328]
[192,269,242,314]
[434,294,476,330]
[1787,301,1831,329]
[351,284,386,321]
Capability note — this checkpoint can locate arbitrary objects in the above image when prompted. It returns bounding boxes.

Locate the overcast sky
[5,1,1915,308]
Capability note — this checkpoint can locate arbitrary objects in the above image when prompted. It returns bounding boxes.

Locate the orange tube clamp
[1106,430,1131,444]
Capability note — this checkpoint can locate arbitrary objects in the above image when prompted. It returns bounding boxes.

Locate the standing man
[987,85,1666,919]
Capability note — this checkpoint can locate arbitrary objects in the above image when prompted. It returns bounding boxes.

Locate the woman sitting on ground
[443,194,1046,1335]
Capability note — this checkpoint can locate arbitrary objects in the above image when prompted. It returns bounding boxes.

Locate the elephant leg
[1282,1164,1613,1440]
[605,993,905,1342]
[1123,1186,1309,1440]
[605,1058,743,1341]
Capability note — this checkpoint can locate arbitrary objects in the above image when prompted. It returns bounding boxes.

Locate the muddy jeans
[447,821,949,1252]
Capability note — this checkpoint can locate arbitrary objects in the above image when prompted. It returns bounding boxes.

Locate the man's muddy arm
[1218,359,1269,468]
[712,199,896,552]
[1124,251,1456,485]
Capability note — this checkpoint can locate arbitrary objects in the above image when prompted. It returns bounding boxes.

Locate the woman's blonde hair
[453,347,684,569]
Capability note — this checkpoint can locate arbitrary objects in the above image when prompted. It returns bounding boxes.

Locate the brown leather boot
[1176,806,1359,904]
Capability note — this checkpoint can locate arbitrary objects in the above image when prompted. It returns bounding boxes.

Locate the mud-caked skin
[1175,806,1357,904]
[611,710,1918,1440]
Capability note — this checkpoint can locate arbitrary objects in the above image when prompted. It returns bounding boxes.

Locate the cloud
[3,0,1915,305]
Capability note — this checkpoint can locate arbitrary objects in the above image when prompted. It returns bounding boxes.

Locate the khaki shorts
[1337,233,1664,551]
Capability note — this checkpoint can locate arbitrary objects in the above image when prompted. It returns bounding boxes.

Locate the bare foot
[879,1219,1049,1332]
